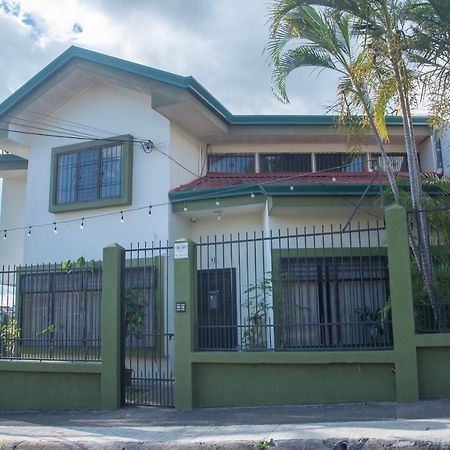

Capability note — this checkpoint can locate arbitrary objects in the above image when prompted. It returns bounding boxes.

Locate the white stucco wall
[0,176,27,266]
[441,127,450,177]
[9,82,173,264]
[418,136,436,172]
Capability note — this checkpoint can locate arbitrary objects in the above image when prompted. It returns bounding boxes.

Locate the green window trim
[271,247,389,349]
[49,134,133,213]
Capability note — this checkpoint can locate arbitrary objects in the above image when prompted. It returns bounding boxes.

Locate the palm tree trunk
[382,2,444,329]
[347,73,422,262]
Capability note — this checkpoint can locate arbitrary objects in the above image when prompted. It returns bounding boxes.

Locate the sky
[0,0,342,115]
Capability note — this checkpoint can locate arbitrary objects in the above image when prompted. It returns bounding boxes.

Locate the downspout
[432,129,444,177]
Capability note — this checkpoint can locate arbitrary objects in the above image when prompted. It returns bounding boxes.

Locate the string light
[0,160,374,238]
[215,198,220,206]
[217,214,222,221]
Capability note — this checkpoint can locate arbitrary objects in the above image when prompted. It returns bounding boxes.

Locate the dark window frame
[315,153,367,172]
[49,135,133,213]
[207,153,255,173]
[259,153,312,173]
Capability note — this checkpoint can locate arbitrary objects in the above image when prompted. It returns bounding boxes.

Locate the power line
[1,160,386,236]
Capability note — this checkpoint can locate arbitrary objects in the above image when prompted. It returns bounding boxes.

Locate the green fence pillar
[385,204,419,402]
[173,238,196,411]
[101,243,125,410]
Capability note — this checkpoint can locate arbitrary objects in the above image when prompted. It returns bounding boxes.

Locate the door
[197,268,237,350]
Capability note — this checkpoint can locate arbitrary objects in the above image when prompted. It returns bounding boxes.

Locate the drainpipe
[432,128,444,177]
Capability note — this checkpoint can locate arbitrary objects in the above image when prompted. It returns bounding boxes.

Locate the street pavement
[0,400,449,449]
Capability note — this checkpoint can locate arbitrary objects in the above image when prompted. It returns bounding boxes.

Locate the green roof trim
[0,46,429,128]
[169,181,442,204]
[0,153,28,170]
[169,183,384,203]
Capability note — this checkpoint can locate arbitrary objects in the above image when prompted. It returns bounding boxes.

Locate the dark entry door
[197,268,237,350]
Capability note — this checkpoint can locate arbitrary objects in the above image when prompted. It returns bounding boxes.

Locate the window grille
[55,143,123,205]
[208,154,255,173]
[315,153,366,172]
[259,153,312,172]
[371,153,409,172]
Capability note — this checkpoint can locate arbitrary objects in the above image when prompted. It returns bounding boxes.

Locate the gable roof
[0,46,429,128]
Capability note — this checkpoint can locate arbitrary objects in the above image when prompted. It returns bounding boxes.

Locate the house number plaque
[174,241,189,259]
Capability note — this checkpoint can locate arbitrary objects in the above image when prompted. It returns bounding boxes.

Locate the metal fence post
[173,238,196,410]
[101,243,125,410]
[385,204,419,401]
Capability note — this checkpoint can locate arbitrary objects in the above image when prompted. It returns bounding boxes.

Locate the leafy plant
[0,315,20,357]
[124,288,145,338]
[242,274,274,349]
[355,303,391,344]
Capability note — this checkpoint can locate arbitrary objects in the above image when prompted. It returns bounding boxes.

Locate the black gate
[122,243,174,407]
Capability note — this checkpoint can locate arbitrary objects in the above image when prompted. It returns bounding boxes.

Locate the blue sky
[0,0,341,115]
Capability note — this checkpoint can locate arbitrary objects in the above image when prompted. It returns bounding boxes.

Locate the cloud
[0,0,341,115]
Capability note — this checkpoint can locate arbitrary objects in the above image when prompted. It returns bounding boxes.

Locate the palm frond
[373,76,397,142]
[272,46,338,101]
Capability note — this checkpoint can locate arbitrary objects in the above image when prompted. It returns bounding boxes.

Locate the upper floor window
[208,154,255,173]
[371,153,409,172]
[259,153,312,172]
[50,135,133,213]
[315,153,366,172]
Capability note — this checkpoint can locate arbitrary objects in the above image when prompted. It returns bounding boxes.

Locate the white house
[0,46,438,267]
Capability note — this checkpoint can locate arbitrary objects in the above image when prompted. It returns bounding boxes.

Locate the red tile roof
[171,171,402,193]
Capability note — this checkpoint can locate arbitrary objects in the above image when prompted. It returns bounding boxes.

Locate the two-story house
[0,46,436,267]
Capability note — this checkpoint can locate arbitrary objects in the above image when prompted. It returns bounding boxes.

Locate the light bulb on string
[148,205,152,216]
[28,226,32,237]
[290,184,294,191]
[53,222,58,234]
[215,198,220,206]
[183,203,188,212]
[120,211,124,223]
[250,192,255,198]
[80,218,84,230]
[3,230,6,240]
[217,214,222,221]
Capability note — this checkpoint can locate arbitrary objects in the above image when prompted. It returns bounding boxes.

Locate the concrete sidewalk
[0,400,449,449]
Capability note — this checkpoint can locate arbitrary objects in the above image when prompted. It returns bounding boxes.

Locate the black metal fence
[123,242,174,407]
[195,222,392,351]
[409,205,450,333]
[0,262,101,361]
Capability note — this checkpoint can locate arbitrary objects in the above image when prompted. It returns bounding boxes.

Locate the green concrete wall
[417,347,450,399]
[193,362,396,407]
[0,362,101,411]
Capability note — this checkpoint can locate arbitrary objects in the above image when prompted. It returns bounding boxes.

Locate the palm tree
[268,0,442,326]
[409,0,450,129]
[268,3,401,200]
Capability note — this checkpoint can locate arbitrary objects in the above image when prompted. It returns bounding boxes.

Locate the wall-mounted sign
[176,302,187,313]
[174,241,189,259]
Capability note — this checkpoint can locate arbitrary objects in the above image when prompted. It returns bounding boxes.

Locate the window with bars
[371,153,409,172]
[315,153,366,172]
[279,256,391,349]
[208,154,255,173]
[259,153,312,172]
[18,265,158,352]
[50,135,133,213]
